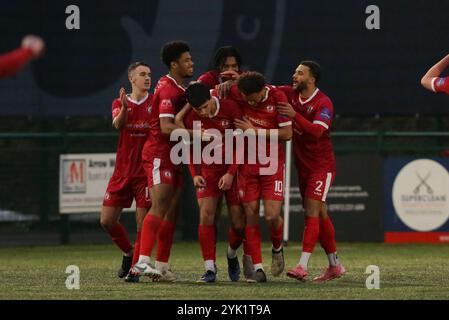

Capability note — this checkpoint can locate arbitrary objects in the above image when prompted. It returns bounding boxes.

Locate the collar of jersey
[126,93,149,105]
[298,88,319,105]
[261,86,271,103]
[210,96,221,118]
[166,74,186,91]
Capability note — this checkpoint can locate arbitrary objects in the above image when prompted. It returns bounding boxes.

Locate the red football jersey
[198,70,221,89]
[184,96,243,171]
[142,74,187,161]
[279,86,336,173]
[111,93,153,177]
[431,77,449,95]
[228,85,291,165]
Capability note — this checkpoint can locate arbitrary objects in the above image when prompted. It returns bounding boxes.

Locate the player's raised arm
[112,88,128,130]
[421,53,449,92]
[0,35,45,79]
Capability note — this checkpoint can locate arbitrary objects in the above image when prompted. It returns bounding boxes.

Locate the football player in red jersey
[175,82,246,282]
[277,61,345,283]
[230,72,292,282]
[421,53,449,95]
[100,62,153,279]
[127,41,194,282]
[0,34,45,79]
[197,46,242,90]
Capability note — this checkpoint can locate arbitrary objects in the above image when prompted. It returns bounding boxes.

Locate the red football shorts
[196,167,240,206]
[299,171,335,202]
[103,175,151,208]
[143,157,183,189]
[237,162,285,203]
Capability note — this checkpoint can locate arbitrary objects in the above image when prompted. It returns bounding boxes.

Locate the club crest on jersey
[147,105,152,113]
[266,105,275,112]
[163,170,172,178]
[221,120,230,128]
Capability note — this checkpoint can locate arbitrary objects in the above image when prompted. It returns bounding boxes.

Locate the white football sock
[138,255,150,264]
[298,252,312,269]
[253,263,264,271]
[204,260,216,273]
[327,252,339,267]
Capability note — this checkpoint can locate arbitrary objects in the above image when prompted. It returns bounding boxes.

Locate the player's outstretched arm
[421,53,449,91]
[0,35,45,79]
[112,88,128,130]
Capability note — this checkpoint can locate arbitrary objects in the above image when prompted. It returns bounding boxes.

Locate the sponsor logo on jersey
[306,105,314,114]
[319,107,332,120]
[437,78,446,87]
[161,99,172,109]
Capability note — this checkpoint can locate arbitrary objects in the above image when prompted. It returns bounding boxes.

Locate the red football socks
[108,222,132,254]
[228,227,243,250]
[139,213,162,257]
[132,230,142,266]
[199,224,216,261]
[156,219,176,263]
[319,217,337,254]
[269,220,284,250]
[245,224,262,264]
[302,216,320,253]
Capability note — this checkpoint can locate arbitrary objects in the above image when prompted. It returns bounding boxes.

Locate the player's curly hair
[213,46,242,71]
[300,60,321,85]
[161,41,190,68]
[237,71,266,95]
[186,82,211,108]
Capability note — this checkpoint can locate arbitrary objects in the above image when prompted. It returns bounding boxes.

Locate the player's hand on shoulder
[193,176,207,188]
[216,80,234,98]
[276,102,296,118]
[234,117,255,131]
[21,34,45,59]
[218,173,234,191]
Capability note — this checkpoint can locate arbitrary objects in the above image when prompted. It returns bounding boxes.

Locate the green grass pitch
[0,242,448,300]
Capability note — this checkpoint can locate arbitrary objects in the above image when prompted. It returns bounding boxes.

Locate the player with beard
[277,61,345,283]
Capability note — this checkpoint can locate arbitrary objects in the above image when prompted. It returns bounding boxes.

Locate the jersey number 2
[315,181,323,193]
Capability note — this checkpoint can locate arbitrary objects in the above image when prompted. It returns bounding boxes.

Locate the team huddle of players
[100,40,344,284]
